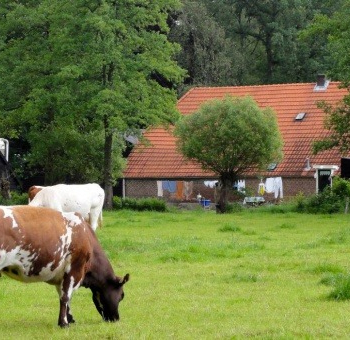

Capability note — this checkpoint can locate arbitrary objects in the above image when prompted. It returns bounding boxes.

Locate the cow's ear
[118,273,130,285]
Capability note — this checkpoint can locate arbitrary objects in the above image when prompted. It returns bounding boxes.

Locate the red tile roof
[124,82,348,179]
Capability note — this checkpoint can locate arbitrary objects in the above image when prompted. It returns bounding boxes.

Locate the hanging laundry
[175,181,184,200]
[157,181,163,197]
[274,177,283,199]
[184,181,193,200]
[265,177,274,194]
[204,180,218,188]
[258,181,265,195]
[265,177,283,199]
[237,180,246,193]
[162,180,177,193]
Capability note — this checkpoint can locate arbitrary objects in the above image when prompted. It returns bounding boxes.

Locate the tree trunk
[0,176,11,200]
[265,33,274,83]
[103,117,114,210]
[215,179,229,214]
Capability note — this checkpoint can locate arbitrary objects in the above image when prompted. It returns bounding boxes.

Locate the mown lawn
[1,208,350,339]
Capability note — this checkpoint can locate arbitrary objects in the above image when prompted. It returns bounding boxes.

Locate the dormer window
[314,74,330,91]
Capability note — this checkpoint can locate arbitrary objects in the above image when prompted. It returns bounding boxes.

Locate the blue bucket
[201,199,211,207]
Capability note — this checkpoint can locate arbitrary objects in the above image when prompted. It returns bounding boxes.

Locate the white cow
[28,183,105,231]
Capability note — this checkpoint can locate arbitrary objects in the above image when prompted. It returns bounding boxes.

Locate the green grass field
[1,208,350,339]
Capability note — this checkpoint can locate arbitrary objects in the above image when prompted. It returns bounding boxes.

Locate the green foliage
[293,178,350,214]
[303,1,350,155]
[0,192,28,205]
[175,96,283,174]
[225,202,244,213]
[313,98,350,155]
[169,1,238,88]
[332,176,350,197]
[112,196,168,212]
[302,0,350,83]
[0,1,185,188]
[256,202,296,214]
[175,95,283,212]
[112,196,123,210]
[200,0,343,85]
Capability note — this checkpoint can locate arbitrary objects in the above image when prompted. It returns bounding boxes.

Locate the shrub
[112,196,123,209]
[226,202,243,213]
[112,196,168,212]
[332,176,350,198]
[294,185,345,214]
[294,192,306,212]
[0,191,28,205]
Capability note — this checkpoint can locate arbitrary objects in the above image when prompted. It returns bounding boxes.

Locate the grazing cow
[0,205,129,327]
[28,183,105,231]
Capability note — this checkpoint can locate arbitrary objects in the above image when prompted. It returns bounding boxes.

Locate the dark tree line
[169,0,345,89]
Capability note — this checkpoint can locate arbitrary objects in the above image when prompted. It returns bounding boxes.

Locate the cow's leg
[56,273,76,327]
[56,255,87,327]
[89,209,98,231]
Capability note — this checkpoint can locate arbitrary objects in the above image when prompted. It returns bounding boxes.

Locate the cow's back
[0,206,92,284]
[53,183,104,209]
[29,184,105,223]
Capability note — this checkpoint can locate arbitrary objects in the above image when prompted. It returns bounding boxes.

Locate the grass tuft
[277,222,296,229]
[226,272,260,283]
[308,263,345,275]
[218,223,241,233]
[327,274,350,300]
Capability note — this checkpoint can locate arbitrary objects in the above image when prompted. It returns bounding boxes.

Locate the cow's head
[91,274,129,322]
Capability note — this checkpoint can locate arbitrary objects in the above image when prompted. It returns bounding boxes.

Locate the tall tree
[201,0,344,84]
[0,0,185,208]
[174,96,283,213]
[304,0,350,154]
[169,0,239,90]
[313,99,350,155]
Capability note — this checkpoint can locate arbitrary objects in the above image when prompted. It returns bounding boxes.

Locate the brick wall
[125,180,158,198]
[124,176,317,202]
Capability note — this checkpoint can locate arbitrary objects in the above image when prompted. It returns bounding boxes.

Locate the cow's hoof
[59,324,69,328]
[58,322,69,328]
[67,314,75,324]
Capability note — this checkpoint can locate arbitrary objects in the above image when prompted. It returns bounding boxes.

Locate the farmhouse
[123,76,350,203]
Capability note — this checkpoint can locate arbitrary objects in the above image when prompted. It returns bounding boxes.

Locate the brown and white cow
[28,183,105,231]
[0,205,129,327]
